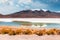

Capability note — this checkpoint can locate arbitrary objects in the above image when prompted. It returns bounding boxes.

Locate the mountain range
[0,10,60,18]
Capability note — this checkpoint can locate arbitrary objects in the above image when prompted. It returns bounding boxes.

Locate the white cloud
[16,5,19,7]
[0,0,49,15]
[0,0,14,5]
[0,5,21,15]
[8,1,14,5]
[30,2,48,9]
[18,0,48,10]
[18,0,32,5]
[0,0,8,3]
[18,0,32,4]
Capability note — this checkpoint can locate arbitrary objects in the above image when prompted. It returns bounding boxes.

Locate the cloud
[8,1,14,5]
[18,0,32,4]
[0,0,8,3]
[0,5,21,15]
[0,0,49,15]
[31,2,48,9]
[18,0,48,9]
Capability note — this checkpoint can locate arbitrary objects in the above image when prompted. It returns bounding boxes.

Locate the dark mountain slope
[0,10,60,18]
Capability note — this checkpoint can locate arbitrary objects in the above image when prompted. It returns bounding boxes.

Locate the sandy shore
[0,34,60,40]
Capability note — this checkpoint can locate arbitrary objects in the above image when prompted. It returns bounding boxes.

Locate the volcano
[0,10,60,18]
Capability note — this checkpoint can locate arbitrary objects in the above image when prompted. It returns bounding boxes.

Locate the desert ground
[0,34,60,40]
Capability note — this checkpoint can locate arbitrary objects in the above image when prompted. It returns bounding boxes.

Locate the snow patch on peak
[31,9,47,12]
[42,9,48,11]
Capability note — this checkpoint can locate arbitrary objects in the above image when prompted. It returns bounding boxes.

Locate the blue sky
[0,0,60,15]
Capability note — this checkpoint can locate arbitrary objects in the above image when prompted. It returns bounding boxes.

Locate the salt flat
[0,34,60,40]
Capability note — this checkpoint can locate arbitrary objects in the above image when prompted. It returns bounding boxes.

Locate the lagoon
[0,22,60,28]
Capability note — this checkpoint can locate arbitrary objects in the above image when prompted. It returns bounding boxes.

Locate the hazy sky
[0,0,60,15]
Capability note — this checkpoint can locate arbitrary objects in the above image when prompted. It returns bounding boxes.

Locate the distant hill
[0,10,60,18]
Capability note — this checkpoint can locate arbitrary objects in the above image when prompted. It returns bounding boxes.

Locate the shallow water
[0,22,60,28]
[46,23,60,28]
[0,22,21,27]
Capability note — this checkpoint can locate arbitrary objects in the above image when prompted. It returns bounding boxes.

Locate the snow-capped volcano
[0,9,60,18]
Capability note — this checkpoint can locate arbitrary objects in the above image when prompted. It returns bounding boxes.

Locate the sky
[0,0,60,15]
